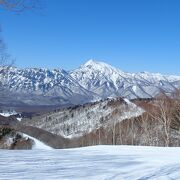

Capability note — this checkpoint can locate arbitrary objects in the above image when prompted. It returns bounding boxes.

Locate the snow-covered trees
[21,93,180,147]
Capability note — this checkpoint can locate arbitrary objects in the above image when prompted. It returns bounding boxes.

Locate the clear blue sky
[0,0,180,75]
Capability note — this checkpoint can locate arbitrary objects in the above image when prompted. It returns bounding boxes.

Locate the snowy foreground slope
[0,146,180,180]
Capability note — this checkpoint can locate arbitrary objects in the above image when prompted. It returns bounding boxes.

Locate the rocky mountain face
[71,60,180,99]
[0,66,97,106]
[0,60,180,106]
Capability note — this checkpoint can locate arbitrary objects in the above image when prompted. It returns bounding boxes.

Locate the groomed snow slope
[0,145,180,180]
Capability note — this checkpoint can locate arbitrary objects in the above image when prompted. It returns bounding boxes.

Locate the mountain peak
[83,59,114,69]
[84,59,97,66]
[83,59,106,67]
[82,59,124,75]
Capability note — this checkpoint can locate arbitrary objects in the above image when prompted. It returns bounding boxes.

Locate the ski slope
[23,134,53,150]
[0,145,180,180]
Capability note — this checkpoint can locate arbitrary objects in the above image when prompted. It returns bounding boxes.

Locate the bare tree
[0,0,40,73]
[0,0,39,12]
[147,95,176,146]
[0,34,13,87]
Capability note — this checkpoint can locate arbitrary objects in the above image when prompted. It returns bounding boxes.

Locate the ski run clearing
[22,134,53,150]
[0,145,180,180]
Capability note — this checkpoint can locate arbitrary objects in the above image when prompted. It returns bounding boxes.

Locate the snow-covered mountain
[0,60,180,106]
[0,66,97,105]
[71,60,180,99]
[23,97,144,138]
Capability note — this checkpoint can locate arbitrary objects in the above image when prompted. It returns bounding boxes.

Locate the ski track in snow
[0,145,180,180]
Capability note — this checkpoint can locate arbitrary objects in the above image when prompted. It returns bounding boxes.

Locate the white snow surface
[0,111,17,117]
[0,145,180,180]
[16,117,22,121]
[22,133,53,150]
[0,111,23,121]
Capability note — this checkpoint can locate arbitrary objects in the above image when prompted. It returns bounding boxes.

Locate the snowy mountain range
[71,60,180,99]
[0,60,180,106]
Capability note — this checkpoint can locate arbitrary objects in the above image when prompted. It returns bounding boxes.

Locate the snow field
[0,145,179,180]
